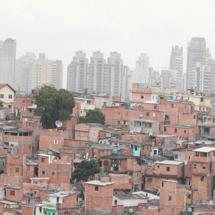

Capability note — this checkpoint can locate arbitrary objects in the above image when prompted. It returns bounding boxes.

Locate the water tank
[129,208,133,213]
[7,148,11,153]
[52,189,57,193]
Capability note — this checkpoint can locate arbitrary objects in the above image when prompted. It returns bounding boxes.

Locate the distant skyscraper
[67,51,88,93]
[0,38,16,87]
[89,51,106,94]
[160,69,178,91]
[132,54,149,84]
[186,37,206,89]
[207,59,215,91]
[50,60,63,90]
[121,66,132,101]
[192,62,211,92]
[16,52,36,94]
[105,52,123,97]
[169,46,183,90]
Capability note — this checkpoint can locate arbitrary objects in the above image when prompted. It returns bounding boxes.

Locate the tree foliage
[72,159,100,182]
[0,100,3,107]
[78,109,105,125]
[35,86,75,129]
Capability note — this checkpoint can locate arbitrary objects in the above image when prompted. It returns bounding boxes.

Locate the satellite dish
[55,120,62,128]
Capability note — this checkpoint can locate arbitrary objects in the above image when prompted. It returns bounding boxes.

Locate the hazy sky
[1,0,215,87]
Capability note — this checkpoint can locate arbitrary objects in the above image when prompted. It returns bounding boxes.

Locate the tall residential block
[132,53,149,84]
[67,51,88,93]
[50,60,63,90]
[89,51,106,94]
[169,46,183,90]
[186,37,206,89]
[0,38,16,87]
[15,52,36,94]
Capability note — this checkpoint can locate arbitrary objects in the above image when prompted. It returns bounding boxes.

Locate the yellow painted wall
[165,88,180,94]
[0,85,15,111]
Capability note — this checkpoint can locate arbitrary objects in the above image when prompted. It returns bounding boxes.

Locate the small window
[23,100,25,103]
[29,145,31,150]
[171,104,174,108]
[129,173,133,176]
[193,164,197,169]
[166,167,170,172]
[184,130,187,133]
[0,94,4,98]
[201,98,204,102]
[54,139,58,144]
[31,101,34,104]
[41,158,45,162]
[169,196,172,201]
[52,172,55,176]
[195,152,199,156]
[164,127,166,131]
[42,171,45,175]
[175,128,177,132]
[175,154,178,159]
[149,123,152,128]
[115,200,117,205]
[157,165,160,168]
[16,168,19,172]
[10,190,15,196]
[141,96,144,99]
[201,176,204,181]
[213,151,215,156]
[8,105,12,109]
[148,178,152,183]
[193,115,196,119]
[22,107,25,111]
[162,182,164,187]
[135,145,138,150]
[8,94,12,99]
[203,166,205,169]
[154,105,157,109]
[146,112,149,116]
[95,186,98,191]
[77,132,81,137]
[117,121,120,125]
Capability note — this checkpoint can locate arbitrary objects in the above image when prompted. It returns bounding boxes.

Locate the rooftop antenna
[55,120,62,128]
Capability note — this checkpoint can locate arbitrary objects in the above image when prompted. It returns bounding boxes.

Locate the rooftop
[85,180,114,186]
[193,147,215,153]
[155,160,183,165]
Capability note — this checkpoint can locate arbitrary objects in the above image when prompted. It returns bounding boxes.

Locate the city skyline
[1,0,215,88]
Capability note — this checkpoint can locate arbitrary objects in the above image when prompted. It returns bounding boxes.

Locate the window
[16,168,19,172]
[203,166,205,169]
[54,139,58,144]
[171,104,174,108]
[52,172,55,176]
[213,151,215,156]
[169,196,172,201]
[153,112,155,117]
[77,132,81,137]
[22,100,25,103]
[184,130,187,133]
[146,112,149,116]
[31,101,34,104]
[201,98,204,102]
[193,115,196,119]
[162,182,164,187]
[22,107,25,111]
[157,165,160,169]
[164,127,166,132]
[8,94,12,99]
[115,200,117,205]
[117,121,120,125]
[135,146,138,150]
[29,145,31,150]
[10,190,15,196]
[193,164,197,169]
[0,94,4,98]
[141,96,144,99]
[104,161,109,166]
[195,152,199,156]
[175,154,178,159]
[84,132,89,137]
[201,176,204,181]
[175,128,177,132]
[129,173,133,176]
[8,105,12,109]
[95,186,98,191]
[187,194,191,199]
[149,123,152,128]
[41,158,45,162]
[154,105,157,109]
[166,167,170,172]
[148,178,152,183]
[42,171,45,175]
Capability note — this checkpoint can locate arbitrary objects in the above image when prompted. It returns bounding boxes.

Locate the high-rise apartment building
[15,52,36,94]
[186,37,206,89]
[207,59,215,91]
[0,38,16,87]
[192,62,211,92]
[160,69,178,91]
[132,54,149,84]
[50,60,63,90]
[105,52,123,97]
[169,46,183,90]
[121,66,132,101]
[88,51,106,94]
[67,51,88,93]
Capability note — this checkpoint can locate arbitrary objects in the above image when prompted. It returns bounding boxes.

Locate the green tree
[0,100,3,107]
[72,159,100,182]
[78,109,105,125]
[35,86,75,129]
